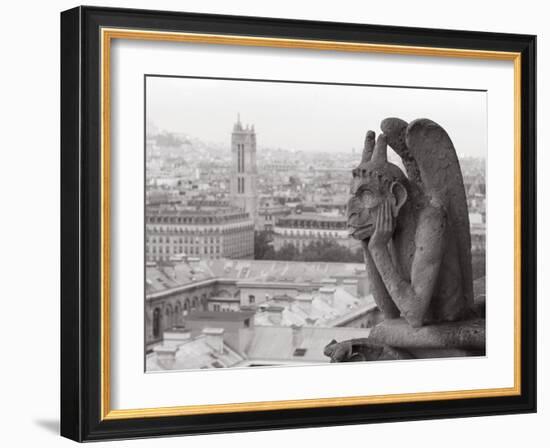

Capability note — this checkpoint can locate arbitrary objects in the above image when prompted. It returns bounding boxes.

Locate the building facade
[272,213,361,252]
[256,196,291,231]
[145,206,254,262]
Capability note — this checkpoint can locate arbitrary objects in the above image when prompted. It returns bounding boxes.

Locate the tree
[155,132,182,147]
[260,238,363,263]
[273,243,300,261]
[299,240,363,263]
[254,231,275,260]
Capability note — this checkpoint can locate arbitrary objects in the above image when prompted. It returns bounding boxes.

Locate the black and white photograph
[54,3,537,443]
[144,76,487,372]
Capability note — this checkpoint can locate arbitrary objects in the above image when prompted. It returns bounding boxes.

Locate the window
[248,295,255,304]
[237,145,241,173]
[175,302,181,325]
[152,308,161,338]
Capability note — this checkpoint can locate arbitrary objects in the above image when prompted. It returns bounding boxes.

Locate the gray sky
[146,76,487,158]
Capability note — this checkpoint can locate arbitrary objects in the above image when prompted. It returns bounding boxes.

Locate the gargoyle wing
[382,117,474,309]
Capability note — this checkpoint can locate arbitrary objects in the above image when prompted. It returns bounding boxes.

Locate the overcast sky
[146,76,487,158]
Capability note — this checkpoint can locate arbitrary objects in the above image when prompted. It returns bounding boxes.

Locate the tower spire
[230,116,257,226]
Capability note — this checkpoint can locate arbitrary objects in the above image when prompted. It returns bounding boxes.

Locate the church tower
[230,115,257,222]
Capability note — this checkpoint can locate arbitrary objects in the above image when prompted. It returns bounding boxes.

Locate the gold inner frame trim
[100,27,522,421]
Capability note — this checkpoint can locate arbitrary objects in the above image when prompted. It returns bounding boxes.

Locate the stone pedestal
[325,318,485,362]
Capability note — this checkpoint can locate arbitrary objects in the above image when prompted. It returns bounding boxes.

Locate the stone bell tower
[230,114,257,222]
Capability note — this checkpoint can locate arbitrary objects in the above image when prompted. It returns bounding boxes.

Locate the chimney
[272,293,294,308]
[203,327,224,353]
[343,279,359,296]
[266,305,284,325]
[319,286,336,306]
[187,257,201,268]
[240,304,258,313]
[163,328,191,348]
[295,294,313,314]
[153,345,178,370]
[321,278,338,286]
[291,324,303,348]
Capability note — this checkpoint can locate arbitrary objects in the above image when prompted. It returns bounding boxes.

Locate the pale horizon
[146,76,487,159]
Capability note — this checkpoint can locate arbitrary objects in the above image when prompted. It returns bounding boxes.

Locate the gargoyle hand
[324,340,352,363]
[368,199,393,251]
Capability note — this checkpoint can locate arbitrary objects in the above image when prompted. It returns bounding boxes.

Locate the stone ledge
[368,318,485,350]
[324,338,414,362]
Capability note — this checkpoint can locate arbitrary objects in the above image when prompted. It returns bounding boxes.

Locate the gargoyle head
[347,131,409,241]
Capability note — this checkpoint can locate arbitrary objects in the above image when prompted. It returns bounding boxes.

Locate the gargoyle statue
[347,118,475,328]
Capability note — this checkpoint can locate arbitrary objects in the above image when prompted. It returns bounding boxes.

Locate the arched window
[182,299,190,320]
[165,304,172,330]
[175,301,181,326]
[153,308,161,339]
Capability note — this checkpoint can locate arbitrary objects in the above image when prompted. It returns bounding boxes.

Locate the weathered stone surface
[406,348,483,359]
[368,318,485,350]
[346,118,476,328]
[324,317,485,363]
[328,118,485,365]
[324,338,413,363]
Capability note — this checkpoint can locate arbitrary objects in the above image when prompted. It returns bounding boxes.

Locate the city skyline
[145,82,487,372]
[146,75,487,158]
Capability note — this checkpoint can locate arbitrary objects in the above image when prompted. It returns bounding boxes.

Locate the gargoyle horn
[371,133,388,163]
[362,130,376,163]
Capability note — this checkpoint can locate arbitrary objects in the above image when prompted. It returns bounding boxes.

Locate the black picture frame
[61,5,536,442]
